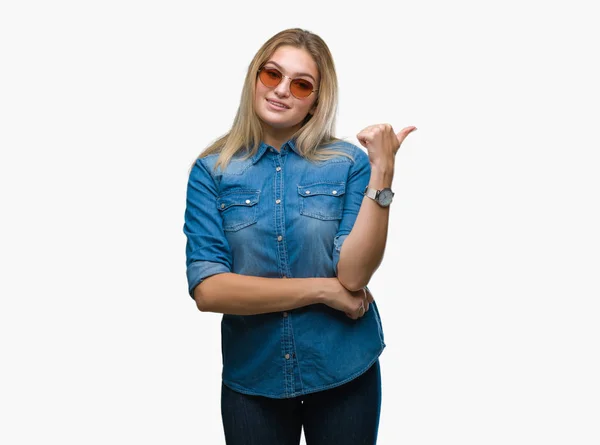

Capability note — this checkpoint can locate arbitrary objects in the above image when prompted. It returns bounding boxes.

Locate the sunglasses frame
[257,66,318,99]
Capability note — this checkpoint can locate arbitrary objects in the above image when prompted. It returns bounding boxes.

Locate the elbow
[337,271,369,292]
[193,283,212,312]
[343,280,369,293]
[335,247,371,291]
[336,253,379,291]
[192,273,231,313]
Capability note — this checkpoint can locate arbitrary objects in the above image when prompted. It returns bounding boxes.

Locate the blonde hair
[196,28,353,171]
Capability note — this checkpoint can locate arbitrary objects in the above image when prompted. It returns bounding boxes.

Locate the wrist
[312,278,330,305]
[368,165,394,189]
[370,156,395,171]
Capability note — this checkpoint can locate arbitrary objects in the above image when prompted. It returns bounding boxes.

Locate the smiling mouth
[266,99,290,109]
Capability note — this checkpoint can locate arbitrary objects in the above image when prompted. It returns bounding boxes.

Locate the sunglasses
[257,67,318,99]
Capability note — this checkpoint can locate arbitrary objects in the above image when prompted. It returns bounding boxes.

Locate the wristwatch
[364,186,394,207]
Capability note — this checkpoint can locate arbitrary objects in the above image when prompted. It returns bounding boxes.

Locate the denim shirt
[184,138,386,399]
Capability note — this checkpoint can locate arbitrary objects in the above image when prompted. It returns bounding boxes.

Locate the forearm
[336,162,394,291]
[194,273,327,315]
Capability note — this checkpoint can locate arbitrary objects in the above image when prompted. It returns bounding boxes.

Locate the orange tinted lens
[290,79,313,98]
[259,68,282,87]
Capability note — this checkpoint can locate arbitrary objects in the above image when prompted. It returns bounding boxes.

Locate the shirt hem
[221,343,386,399]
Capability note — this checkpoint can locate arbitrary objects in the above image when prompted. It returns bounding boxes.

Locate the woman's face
[254,45,319,136]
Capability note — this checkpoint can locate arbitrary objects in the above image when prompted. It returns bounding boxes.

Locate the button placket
[281,302,296,395]
[274,156,291,325]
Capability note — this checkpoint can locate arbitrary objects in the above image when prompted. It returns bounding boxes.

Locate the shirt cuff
[187,260,231,298]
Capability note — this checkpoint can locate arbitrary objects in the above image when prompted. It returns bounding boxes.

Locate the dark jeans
[221,359,381,445]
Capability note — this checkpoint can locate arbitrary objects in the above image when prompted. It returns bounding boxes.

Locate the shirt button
[332,190,337,195]
[275,199,281,204]
[245,199,251,204]
[283,312,288,317]
[277,235,283,241]
[276,166,281,171]
[220,203,225,209]
[285,353,290,360]
[305,190,311,195]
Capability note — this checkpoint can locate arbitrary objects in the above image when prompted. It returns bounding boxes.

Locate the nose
[273,76,291,98]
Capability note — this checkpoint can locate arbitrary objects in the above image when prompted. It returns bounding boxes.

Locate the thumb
[396,126,417,145]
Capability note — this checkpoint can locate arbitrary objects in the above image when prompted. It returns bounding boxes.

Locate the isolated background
[1,0,599,444]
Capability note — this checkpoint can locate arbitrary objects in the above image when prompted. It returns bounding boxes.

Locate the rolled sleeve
[184,158,233,298]
[186,260,230,298]
[332,233,348,277]
[332,146,371,275]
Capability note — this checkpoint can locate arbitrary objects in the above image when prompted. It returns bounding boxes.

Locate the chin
[258,112,300,130]
[265,120,297,129]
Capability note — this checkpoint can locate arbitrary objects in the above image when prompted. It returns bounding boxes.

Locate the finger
[358,125,378,134]
[364,287,374,303]
[396,126,417,145]
[357,132,375,147]
[357,302,365,318]
[356,128,372,139]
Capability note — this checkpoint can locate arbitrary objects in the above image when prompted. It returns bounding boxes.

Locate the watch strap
[364,186,378,200]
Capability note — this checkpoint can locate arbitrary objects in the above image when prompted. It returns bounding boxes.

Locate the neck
[262,124,301,150]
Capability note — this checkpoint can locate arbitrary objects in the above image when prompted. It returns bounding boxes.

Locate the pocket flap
[217,190,260,211]
[297,182,346,197]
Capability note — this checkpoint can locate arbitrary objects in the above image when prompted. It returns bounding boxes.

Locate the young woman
[183,27,416,445]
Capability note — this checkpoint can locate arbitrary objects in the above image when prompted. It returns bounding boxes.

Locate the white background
[1,0,599,444]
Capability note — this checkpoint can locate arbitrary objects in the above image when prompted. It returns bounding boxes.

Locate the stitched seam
[221,345,384,398]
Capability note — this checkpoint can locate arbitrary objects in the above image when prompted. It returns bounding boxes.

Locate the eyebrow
[264,61,317,83]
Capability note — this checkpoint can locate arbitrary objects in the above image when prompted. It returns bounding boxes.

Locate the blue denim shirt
[184,138,386,398]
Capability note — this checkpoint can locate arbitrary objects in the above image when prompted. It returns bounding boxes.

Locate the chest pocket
[217,189,260,231]
[297,181,346,221]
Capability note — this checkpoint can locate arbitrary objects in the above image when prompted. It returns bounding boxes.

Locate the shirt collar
[249,142,268,164]
[251,138,302,164]
[287,138,302,156]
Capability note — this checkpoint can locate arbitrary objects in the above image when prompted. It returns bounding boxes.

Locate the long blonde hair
[197,28,353,171]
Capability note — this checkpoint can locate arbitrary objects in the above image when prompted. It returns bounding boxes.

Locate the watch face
[378,189,394,206]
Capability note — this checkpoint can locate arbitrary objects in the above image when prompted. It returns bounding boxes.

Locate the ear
[309,102,318,115]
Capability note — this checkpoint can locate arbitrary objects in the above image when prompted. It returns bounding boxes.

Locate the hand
[348,286,374,317]
[365,286,374,310]
[357,124,417,168]
[344,287,369,320]
[322,278,370,320]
